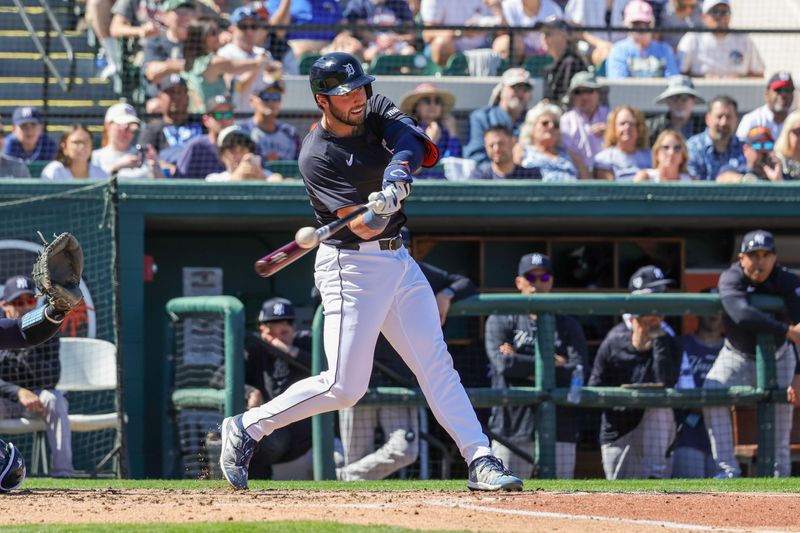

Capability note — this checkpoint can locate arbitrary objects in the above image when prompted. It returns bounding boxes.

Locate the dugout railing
[310,292,786,480]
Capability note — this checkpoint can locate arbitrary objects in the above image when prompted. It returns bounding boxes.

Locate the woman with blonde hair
[517,101,590,181]
[634,129,692,182]
[41,124,108,180]
[773,110,800,180]
[594,105,651,181]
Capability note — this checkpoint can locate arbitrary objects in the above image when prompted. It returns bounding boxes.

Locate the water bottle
[567,364,584,404]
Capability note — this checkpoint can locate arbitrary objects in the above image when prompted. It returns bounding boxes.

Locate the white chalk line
[423,498,793,533]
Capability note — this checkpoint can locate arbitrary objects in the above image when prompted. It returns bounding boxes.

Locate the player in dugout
[219,52,523,492]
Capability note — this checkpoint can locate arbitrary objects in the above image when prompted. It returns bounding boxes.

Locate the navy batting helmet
[309,52,375,98]
[0,439,26,492]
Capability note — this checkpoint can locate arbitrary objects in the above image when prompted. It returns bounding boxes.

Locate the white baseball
[295,227,319,249]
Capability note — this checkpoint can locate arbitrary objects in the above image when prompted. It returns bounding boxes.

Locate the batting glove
[383,161,413,185]
[368,184,403,216]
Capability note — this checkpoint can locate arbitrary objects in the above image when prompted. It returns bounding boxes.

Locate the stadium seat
[442,52,469,76]
[369,54,441,76]
[298,53,322,75]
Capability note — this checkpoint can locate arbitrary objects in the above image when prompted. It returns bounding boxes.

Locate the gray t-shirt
[594,147,651,181]
[0,155,31,178]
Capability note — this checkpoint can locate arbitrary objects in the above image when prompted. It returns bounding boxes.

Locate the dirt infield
[1,488,799,532]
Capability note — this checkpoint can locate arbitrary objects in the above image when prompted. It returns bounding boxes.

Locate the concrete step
[0,31,94,54]
[0,53,97,77]
[0,6,75,31]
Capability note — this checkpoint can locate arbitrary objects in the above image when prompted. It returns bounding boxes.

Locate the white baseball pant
[242,242,492,465]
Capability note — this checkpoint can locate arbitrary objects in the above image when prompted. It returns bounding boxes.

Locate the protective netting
[0,179,122,477]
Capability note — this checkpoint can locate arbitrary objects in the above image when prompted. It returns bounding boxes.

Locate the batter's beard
[329,104,366,127]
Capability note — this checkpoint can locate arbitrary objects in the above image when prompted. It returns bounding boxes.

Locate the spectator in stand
[563,0,627,66]
[182,17,277,115]
[109,0,161,44]
[491,0,564,65]
[343,0,417,63]
[217,7,284,113]
[420,0,496,67]
[634,129,692,182]
[594,105,651,181]
[464,68,534,164]
[266,0,345,59]
[469,125,542,180]
[517,102,590,181]
[237,81,301,162]
[400,83,461,179]
[659,0,702,50]
[686,95,745,181]
[0,115,30,178]
[559,71,609,172]
[589,266,681,480]
[736,73,795,143]
[672,294,723,478]
[0,275,73,478]
[93,102,164,179]
[138,75,203,171]
[704,230,800,478]
[716,127,783,183]
[210,297,314,480]
[205,126,278,182]
[174,95,235,179]
[677,0,764,78]
[142,0,198,98]
[3,106,57,163]
[647,75,704,146]
[606,1,678,79]
[539,16,587,107]
[485,253,587,479]
[774,110,800,181]
[85,0,122,78]
[41,125,109,181]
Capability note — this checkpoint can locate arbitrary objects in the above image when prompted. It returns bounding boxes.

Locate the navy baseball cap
[231,6,262,25]
[628,265,672,293]
[518,253,552,277]
[740,230,776,254]
[2,275,35,302]
[12,106,41,126]
[258,297,295,323]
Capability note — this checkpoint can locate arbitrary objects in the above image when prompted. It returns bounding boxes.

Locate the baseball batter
[220,52,523,492]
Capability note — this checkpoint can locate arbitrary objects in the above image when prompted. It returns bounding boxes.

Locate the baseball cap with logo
[767,72,794,92]
[105,102,140,125]
[2,275,35,302]
[12,106,41,126]
[231,6,262,25]
[701,0,729,14]
[740,229,776,254]
[157,73,187,92]
[518,253,552,277]
[628,265,672,294]
[258,297,295,323]
[624,0,654,25]
[206,94,232,113]
[745,127,774,149]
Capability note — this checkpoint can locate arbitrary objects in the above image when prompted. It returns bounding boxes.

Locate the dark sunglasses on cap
[210,111,233,120]
[524,272,551,283]
[8,295,36,307]
[259,92,282,102]
[749,141,774,151]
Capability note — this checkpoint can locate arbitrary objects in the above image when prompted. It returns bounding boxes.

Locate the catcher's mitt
[31,232,84,318]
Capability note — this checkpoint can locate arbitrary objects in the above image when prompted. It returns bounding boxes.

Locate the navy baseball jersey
[299,94,410,245]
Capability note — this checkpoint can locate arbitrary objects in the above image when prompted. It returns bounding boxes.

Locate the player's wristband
[363,209,391,231]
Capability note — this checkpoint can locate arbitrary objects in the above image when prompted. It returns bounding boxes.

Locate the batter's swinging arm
[254,198,380,278]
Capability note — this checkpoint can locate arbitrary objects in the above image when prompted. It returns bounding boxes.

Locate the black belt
[336,236,404,251]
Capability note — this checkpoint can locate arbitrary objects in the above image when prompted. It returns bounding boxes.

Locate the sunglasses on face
[659,144,682,152]
[418,97,443,106]
[259,92,282,102]
[774,87,794,95]
[749,141,774,151]
[9,295,36,307]
[511,83,532,92]
[210,111,233,120]
[524,272,551,283]
[708,8,730,18]
[539,119,559,129]
[629,21,651,29]
[237,23,260,31]
[572,88,596,95]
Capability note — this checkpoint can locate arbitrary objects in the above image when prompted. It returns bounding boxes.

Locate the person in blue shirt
[266,0,344,59]
[3,107,57,163]
[469,125,542,180]
[464,68,533,165]
[606,0,678,79]
[686,95,746,181]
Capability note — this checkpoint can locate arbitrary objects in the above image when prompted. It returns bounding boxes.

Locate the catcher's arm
[22,233,84,341]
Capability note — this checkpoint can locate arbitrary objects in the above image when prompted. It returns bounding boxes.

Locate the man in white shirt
[736,73,795,142]
[420,0,496,67]
[677,0,764,78]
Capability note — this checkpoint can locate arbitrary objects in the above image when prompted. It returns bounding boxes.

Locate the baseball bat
[254,199,379,278]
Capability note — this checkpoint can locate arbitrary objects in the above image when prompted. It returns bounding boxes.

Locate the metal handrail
[13,0,75,93]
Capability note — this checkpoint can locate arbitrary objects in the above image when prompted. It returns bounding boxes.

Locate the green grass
[17,477,800,492]
[2,522,450,533]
